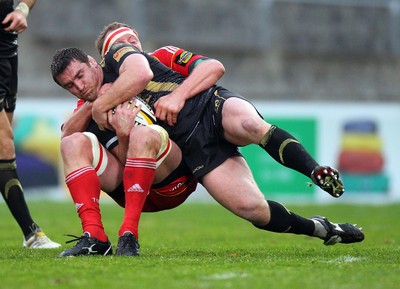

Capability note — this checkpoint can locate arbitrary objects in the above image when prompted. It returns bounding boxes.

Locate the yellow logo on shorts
[214,99,221,113]
[192,165,204,174]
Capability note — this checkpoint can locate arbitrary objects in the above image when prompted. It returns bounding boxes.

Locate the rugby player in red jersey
[63,22,222,136]
[96,22,222,127]
[58,96,197,256]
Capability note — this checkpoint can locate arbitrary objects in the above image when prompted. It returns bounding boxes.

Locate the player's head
[51,47,102,102]
[51,47,89,85]
[95,22,141,57]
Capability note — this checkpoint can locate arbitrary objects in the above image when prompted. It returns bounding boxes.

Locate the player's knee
[0,124,13,138]
[60,133,91,160]
[0,136,14,156]
[241,117,265,135]
[128,126,161,157]
[223,106,270,145]
[234,197,270,225]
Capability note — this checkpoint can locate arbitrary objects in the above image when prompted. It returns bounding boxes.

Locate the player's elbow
[60,121,73,140]
[214,59,225,76]
[196,59,225,78]
[143,68,154,83]
[207,59,225,81]
[135,68,153,87]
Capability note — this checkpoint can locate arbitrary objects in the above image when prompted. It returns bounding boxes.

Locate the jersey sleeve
[65,102,118,150]
[104,43,142,74]
[151,46,210,77]
[74,99,85,112]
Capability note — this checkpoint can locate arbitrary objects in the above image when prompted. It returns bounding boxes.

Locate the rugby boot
[312,215,365,245]
[60,232,112,257]
[311,166,345,198]
[115,231,140,256]
[23,224,61,249]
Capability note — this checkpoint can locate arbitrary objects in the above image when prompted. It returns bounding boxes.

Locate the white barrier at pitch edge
[14,98,400,204]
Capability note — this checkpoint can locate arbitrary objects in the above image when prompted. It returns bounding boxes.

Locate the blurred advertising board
[241,102,400,204]
[13,99,400,203]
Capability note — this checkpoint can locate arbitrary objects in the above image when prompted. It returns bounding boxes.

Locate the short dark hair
[50,47,89,85]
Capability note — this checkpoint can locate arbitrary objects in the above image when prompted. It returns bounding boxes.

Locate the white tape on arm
[15,2,29,17]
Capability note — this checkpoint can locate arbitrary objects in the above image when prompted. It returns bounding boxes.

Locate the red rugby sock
[119,158,156,238]
[65,166,108,242]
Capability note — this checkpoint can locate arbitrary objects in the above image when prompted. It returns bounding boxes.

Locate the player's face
[57,58,101,101]
[115,34,142,51]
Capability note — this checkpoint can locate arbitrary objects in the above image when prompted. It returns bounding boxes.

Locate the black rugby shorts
[181,88,247,180]
[0,56,17,112]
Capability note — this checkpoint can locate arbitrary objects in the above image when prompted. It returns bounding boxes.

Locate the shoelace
[64,234,86,244]
[120,235,139,249]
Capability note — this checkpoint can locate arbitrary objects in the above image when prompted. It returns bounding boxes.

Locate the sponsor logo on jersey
[176,51,193,65]
[113,46,135,62]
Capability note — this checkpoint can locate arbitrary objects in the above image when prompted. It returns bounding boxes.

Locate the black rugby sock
[259,125,318,177]
[0,159,36,237]
[254,200,315,236]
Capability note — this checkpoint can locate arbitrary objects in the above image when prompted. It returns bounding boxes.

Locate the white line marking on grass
[322,256,365,263]
[202,272,250,280]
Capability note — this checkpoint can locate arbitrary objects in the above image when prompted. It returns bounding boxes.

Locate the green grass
[0,201,399,289]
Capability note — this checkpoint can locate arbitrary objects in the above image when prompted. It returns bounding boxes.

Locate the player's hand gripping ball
[131,96,157,126]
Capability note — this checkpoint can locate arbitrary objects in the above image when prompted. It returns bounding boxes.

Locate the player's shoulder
[107,43,140,54]
[151,46,183,58]
[104,43,141,64]
[153,45,182,54]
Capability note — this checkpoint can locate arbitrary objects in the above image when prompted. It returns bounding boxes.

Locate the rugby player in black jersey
[0,0,60,249]
[51,40,364,255]
[52,28,224,256]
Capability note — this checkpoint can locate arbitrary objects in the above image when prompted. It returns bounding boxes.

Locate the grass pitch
[0,201,399,289]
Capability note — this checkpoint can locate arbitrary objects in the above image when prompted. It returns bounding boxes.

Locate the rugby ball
[133,96,156,126]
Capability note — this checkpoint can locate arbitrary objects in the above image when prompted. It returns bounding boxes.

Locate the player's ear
[88,55,98,67]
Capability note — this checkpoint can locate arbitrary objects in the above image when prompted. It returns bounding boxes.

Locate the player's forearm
[96,76,142,112]
[176,59,225,100]
[94,55,153,113]
[61,102,93,139]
